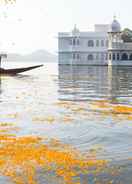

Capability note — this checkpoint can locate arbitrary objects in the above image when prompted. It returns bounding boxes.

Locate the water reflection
[0,63,132,183]
[108,66,132,99]
[59,65,132,101]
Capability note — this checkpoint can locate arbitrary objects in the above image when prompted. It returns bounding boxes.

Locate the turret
[108,17,123,65]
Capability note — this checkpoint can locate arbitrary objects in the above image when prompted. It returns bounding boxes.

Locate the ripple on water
[0,63,132,183]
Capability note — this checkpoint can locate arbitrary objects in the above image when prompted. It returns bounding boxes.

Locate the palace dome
[110,18,121,32]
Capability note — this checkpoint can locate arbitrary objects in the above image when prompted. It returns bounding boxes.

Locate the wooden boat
[0,64,43,75]
[0,54,43,75]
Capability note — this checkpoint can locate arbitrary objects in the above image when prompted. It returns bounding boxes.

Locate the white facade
[58,24,109,65]
[58,18,132,66]
[58,25,109,65]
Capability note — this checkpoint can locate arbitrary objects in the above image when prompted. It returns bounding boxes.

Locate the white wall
[58,31,109,65]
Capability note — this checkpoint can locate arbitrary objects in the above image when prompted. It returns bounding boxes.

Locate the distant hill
[121,28,132,42]
[4,50,57,62]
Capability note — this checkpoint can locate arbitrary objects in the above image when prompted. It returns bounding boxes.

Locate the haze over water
[0,62,132,183]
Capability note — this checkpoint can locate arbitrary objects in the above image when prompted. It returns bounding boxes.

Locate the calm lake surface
[0,62,132,184]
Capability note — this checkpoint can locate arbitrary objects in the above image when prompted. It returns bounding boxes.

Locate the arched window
[87,54,94,60]
[77,39,80,45]
[109,53,112,60]
[96,40,99,47]
[129,54,132,60]
[121,53,128,60]
[105,53,108,60]
[88,40,94,47]
[117,53,120,60]
[73,39,76,45]
[101,40,104,47]
[73,53,76,59]
[113,53,116,60]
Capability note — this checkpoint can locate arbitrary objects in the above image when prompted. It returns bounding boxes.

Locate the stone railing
[109,42,132,50]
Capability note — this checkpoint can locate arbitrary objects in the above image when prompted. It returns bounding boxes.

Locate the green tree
[121,28,132,42]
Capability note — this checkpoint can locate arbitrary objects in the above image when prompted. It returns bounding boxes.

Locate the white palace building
[58,17,132,66]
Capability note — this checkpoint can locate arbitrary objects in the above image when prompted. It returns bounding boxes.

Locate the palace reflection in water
[58,65,132,102]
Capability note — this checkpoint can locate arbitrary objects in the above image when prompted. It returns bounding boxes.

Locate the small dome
[110,17,121,32]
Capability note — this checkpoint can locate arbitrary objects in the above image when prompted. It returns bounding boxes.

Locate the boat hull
[0,64,43,75]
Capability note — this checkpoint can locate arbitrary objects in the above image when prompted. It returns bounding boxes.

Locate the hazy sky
[0,0,131,54]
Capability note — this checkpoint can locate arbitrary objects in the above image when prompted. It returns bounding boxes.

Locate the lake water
[0,62,132,184]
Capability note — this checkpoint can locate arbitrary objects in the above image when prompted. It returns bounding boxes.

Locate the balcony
[109,42,132,51]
